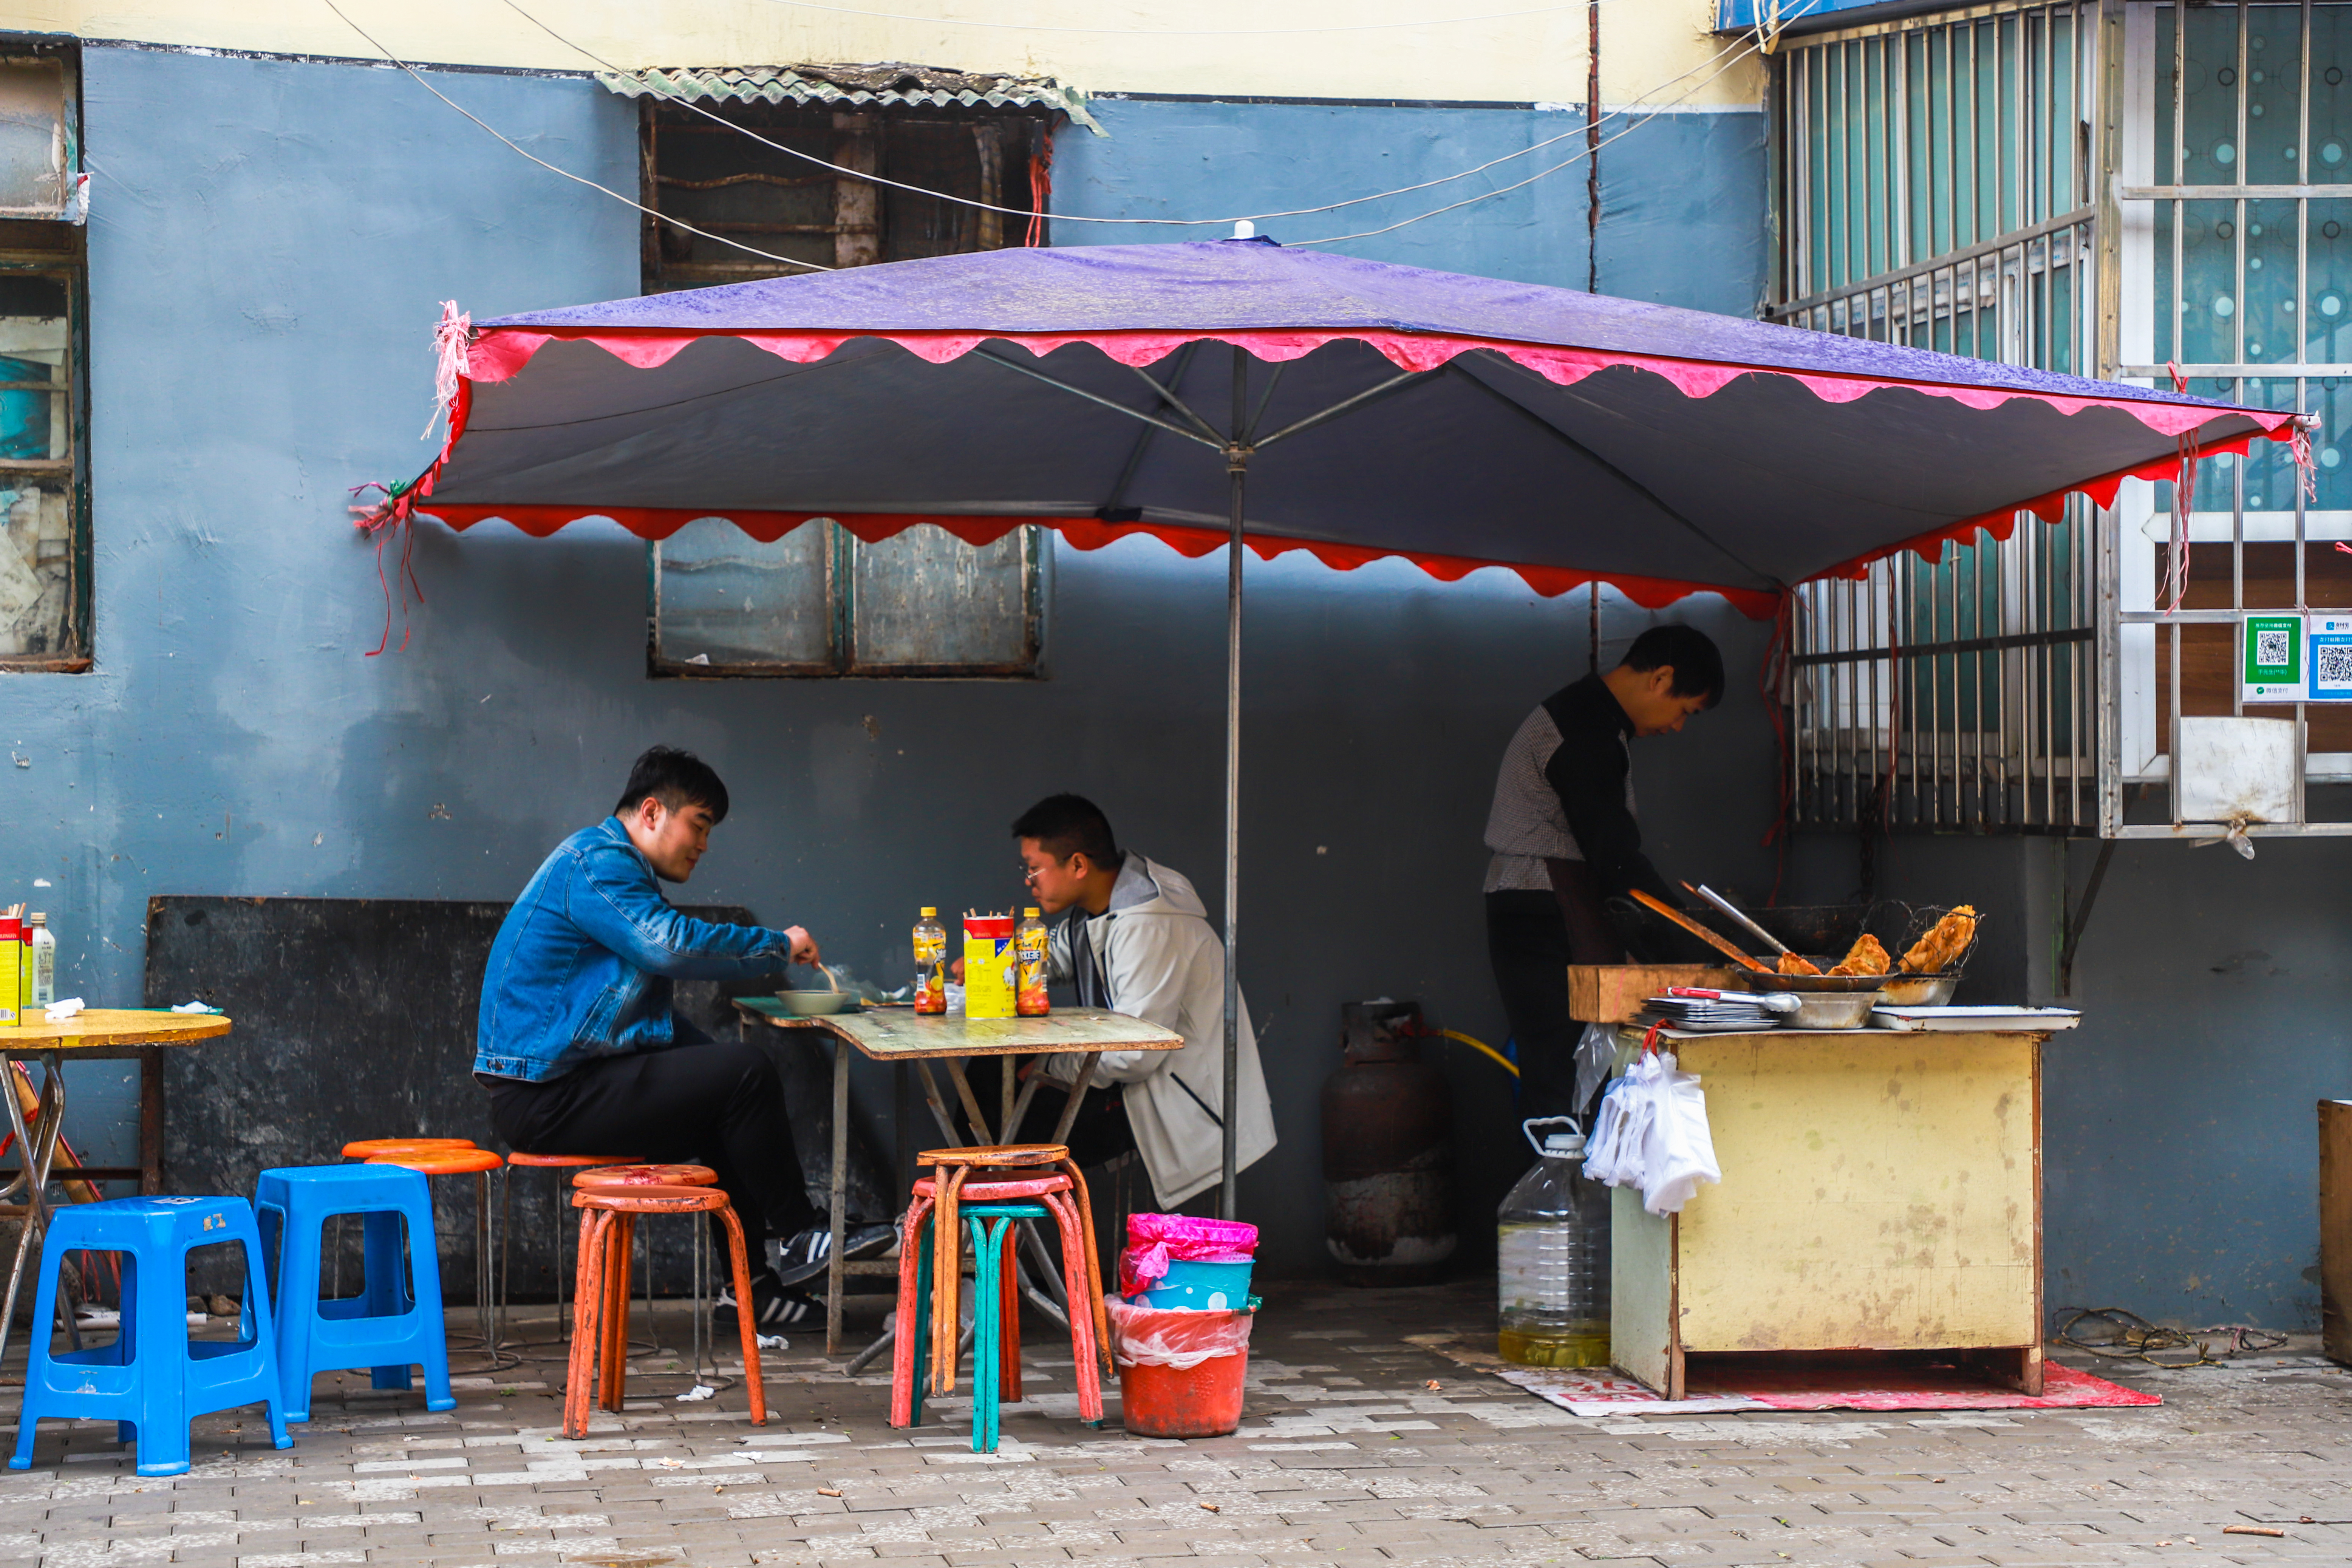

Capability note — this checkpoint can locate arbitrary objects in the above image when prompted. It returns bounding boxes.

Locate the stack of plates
[1641,993,1781,1031]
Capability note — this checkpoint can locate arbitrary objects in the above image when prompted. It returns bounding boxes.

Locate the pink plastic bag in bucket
[1119,1213,1259,1296]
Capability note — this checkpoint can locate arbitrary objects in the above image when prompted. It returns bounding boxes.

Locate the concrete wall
[0,45,1781,1276]
[0,0,1760,108]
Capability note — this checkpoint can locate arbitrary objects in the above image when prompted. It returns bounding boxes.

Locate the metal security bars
[1771,2,2103,833]
[1790,505,2099,832]
[2105,0,2352,835]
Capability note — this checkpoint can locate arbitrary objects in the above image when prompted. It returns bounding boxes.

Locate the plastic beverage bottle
[27,914,51,1008]
[1015,907,1050,1017]
[0,914,18,1025]
[1497,1116,1611,1367]
[913,907,948,1015]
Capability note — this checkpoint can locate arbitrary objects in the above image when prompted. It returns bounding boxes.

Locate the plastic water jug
[1497,1116,1611,1367]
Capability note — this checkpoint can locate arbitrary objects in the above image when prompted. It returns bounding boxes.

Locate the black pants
[484,1040,824,1259]
[955,1057,1138,1172]
[1486,890,1583,1127]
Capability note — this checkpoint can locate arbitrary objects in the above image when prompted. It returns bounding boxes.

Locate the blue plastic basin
[1135,1258,1255,1310]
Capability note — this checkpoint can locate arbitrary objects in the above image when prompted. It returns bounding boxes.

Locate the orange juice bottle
[913,907,947,1015]
[1016,907,1050,1017]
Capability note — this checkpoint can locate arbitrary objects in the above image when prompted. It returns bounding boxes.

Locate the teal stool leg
[908,1222,932,1427]
[966,1214,1007,1455]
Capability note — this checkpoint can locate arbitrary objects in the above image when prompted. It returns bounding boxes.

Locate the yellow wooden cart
[1603,1013,2072,1399]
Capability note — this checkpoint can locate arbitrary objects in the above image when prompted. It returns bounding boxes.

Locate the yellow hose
[1439,1028,1520,1078]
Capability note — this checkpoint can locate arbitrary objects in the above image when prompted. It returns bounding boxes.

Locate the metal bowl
[1785,990,1887,1029]
[1878,973,1960,1007]
[776,989,859,1016]
[1726,968,1890,994]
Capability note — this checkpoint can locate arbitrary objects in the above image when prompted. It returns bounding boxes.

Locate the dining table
[731,1000,1183,1353]
[0,1008,235,1365]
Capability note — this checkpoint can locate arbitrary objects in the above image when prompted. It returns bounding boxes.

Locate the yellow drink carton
[963,912,1016,1020]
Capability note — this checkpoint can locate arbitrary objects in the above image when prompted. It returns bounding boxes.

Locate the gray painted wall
[1791,827,2352,1332]
[1,46,1782,1277]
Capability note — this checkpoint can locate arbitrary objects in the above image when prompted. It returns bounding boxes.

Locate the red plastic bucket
[1118,1348,1248,1439]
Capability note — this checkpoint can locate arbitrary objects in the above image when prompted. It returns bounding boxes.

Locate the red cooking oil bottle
[913,906,948,1015]
[1015,906,1050,1017]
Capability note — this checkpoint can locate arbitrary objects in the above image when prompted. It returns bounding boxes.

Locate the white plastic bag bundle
[1582,1048,1721,1216]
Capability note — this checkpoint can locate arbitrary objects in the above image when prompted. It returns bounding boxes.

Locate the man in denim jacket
[476,746,887,1331]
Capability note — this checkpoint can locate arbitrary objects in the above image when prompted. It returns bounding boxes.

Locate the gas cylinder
[1320,999,1455,1285]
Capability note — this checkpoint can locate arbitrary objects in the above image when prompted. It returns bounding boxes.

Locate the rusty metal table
[731,1000,1183,1353]
[0,1008,235,1367]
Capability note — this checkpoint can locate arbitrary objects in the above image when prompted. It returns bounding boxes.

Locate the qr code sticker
[2256,627,2292,667]
[2319,644,2352,689]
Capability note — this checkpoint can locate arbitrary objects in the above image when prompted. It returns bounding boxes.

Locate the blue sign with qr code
[2308,615,2352,701]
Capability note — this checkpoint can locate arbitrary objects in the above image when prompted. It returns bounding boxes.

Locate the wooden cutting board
[1568,964,1739,1023]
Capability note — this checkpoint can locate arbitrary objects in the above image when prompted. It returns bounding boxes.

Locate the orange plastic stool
[916,1145,1109,1391]
[366,1147,509,1370]
[505,1153,642,1341]
[563,1185,767,1438]
[342,1138,474,1160]
[571,1166,720,1371]
[571,1164,716,1189]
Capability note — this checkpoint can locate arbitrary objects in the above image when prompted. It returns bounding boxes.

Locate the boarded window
[0,42,80,670]
[651,520,1044,677]
[640,92,1052,678]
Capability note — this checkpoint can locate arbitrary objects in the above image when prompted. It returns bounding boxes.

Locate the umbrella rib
[1442,359,1781,589]
[1251,366,1444,451]
[1101,342,1205,516]
[971,348,1223,450]
[1122,361,1226,445]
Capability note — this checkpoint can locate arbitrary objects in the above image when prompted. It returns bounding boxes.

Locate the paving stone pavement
[3,1279,2349,1567]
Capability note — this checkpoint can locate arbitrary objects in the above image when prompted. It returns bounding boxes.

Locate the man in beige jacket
[971,794,1276,1210]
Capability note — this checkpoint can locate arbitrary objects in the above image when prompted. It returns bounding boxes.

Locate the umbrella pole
[1221,350,1246,1222]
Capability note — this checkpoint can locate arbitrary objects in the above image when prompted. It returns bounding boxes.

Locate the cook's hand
[784,926,821,965]
[949,957,965,982]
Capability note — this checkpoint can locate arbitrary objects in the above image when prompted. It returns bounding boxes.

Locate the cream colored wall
[11,0,1762,108]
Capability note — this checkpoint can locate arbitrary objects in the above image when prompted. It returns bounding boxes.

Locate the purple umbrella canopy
[378,236,2297,616]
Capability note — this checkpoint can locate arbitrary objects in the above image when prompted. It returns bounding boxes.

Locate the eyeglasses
[1019,862,1041,882]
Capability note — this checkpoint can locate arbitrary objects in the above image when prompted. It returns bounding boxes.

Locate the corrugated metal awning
[597,62,1103,135]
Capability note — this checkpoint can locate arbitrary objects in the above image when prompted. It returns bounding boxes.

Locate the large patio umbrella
[367,236,2300,1213]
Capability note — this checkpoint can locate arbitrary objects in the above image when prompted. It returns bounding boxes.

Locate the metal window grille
[1772,2,2102,832]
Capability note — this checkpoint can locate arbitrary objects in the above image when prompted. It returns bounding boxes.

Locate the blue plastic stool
[903,1200,1049,1453]
[254,1164,456,1423]
[9,1196,292,1477]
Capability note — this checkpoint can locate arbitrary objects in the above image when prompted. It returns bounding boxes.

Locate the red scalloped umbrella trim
[420,501,1781,618]
[462,323,2301,444]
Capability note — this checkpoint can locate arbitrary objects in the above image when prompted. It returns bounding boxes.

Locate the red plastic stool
[889,1171,1106,1429]
[366,1146,509,1371]
[564,1184,767,1438]
[505,1152,641,1342]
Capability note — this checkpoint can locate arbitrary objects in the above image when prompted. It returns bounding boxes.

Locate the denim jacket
[474,817,794,1082]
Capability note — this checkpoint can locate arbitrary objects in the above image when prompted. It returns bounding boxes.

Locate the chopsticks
[1627,889,1769,973]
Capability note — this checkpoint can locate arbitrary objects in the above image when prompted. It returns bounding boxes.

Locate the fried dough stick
[1829,933,1892,977]
[1898,906,1978,974]
[1776,951,1823,976]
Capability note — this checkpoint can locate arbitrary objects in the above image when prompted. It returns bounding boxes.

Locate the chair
[889,1172,1107,1452]
[254,1164,456,1423]
[915,1144,1109,1395]
[9,1196,292,1477]
[365,1146,508,1371]
[563,1184,766,1439]
[504,1152,641,1341]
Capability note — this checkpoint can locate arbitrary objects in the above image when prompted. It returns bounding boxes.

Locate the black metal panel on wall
[144,895,894,1302]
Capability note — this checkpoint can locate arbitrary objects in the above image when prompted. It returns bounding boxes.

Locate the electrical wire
[758,0,1655,37]
[317,0,834,272]
[499,0,1760,231]
[1292,33,1761,246]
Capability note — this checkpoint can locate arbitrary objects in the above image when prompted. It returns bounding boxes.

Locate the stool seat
[368,1148,504,1176]
[571,1163,716,1188]
[343,1138,474,1159]
[255,1165,456,1423]
[911,1174,1072,1202]
[509,1152,642,1169]
[11,1196,292,1477]
[563,1183,767,1438]
[917,1143,1067,1168]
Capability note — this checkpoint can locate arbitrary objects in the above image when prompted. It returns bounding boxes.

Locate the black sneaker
[770,1222,896,1288]
[712,1272,820,1334]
